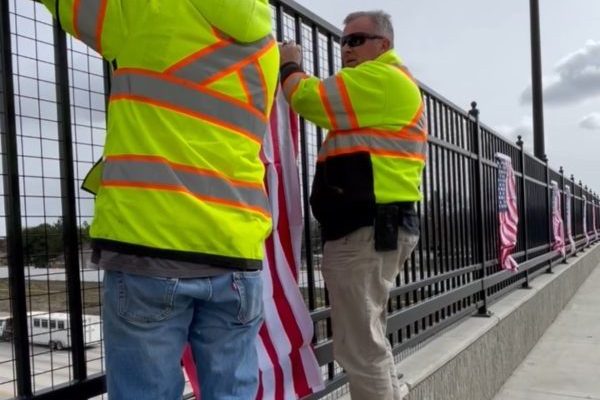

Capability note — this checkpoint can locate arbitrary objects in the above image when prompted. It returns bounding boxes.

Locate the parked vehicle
[26,311,101,350]
[0,315,13,341]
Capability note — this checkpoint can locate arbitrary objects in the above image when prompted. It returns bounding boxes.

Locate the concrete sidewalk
[493,261,600,400]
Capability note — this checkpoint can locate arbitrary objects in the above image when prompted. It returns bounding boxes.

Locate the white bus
[28,311,101,350]
[0,314,13,341]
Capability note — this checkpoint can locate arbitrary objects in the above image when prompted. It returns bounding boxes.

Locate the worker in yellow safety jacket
[280,10,426,400]
[40,1,278,399]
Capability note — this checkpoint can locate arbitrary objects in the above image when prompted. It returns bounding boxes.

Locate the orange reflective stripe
[318,146,426,162]
[256,62,269,113]
[199,39,276,86]
[73,0,108,52]
[240,62,267,112]
[238,70,254,108]
[282,72,306,101]
[95,0,108,54]
[102,181,270,218]
[336,76,359,129]
[319,82,339,130]
[165,40,231,74]
[106,155,263,190]
[317,131,427,162]
[330,127,427,142]
[72,0,82,37]
[110,68,267,143]
[102,155,269,217]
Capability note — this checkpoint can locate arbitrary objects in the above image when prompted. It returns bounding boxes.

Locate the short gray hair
[343,11,394,47]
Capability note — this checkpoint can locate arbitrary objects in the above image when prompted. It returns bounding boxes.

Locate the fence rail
[1,0,599,399]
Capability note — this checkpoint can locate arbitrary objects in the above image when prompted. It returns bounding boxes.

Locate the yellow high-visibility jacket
[42,0,279,269]
[283,50,427,240]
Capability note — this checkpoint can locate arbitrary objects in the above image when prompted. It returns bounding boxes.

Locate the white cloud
[521,40,600,105]
[496,116,533,149]
[579,113,600,130]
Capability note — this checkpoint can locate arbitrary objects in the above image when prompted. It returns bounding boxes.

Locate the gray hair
[343,11,394,47]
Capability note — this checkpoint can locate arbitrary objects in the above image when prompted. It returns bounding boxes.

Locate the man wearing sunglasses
[280,10,427,400]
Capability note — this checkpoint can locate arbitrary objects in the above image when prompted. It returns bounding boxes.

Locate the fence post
[517,137,530,288]
[469,102,491,317]
[0,1,33,396]
[559,167,568,263]
[571,174,578,254]
[53,22,87,380]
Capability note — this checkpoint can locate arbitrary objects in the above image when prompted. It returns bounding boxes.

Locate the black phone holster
[374,204,399,252]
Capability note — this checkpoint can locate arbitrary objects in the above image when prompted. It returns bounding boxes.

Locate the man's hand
[279,41,302,66]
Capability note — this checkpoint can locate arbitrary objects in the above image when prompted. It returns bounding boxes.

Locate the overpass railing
[1,0,599,399]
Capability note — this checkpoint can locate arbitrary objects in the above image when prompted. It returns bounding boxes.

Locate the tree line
[21,219,91,268]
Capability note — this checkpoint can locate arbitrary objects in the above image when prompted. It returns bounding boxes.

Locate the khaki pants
[322,226,419,400]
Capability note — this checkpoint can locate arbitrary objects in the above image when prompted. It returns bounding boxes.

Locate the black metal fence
[0,0,599,399]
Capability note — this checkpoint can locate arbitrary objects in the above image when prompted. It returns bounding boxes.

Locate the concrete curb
[397,244,600,400]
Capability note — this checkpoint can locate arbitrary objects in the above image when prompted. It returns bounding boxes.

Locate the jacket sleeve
[193,0,272,43]
[41,0,132,61]
[283,65,390,131]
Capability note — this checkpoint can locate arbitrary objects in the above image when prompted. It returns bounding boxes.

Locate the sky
[295,0,600,192]
[1,0,599,236]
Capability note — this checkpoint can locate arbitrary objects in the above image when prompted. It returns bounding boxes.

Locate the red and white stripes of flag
[551,181,565,257]
[496,153,519,272]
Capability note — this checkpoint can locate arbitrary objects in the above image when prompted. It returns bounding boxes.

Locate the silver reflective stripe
[103,160,270,213]
[75,0,105,50]
[172,36,273,83]
[322,78,354,130]
[320,133,427,158]
[416,110,428,130]
[111,72,267,142]
[240,63,266,112]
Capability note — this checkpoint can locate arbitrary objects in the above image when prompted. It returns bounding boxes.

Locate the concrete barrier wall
[399,244,600,400]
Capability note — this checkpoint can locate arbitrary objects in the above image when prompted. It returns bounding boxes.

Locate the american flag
[592,200,598,240]
[551,181,565,257]
[565,185,576,254]
[496,153,519,272]
[256,88,324,399]
[182,89,324,399]
[583,195,590,246]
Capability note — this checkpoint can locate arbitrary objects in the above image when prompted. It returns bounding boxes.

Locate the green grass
[0,279,102,316]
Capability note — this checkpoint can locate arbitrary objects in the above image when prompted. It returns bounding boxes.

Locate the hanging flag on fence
[565,185,576,254]
[182,89,324,399]
[592,200,598,240]
[583,195,590,246]
[551,181,565,257]
[257,87,324,400]
[496,153,519,272]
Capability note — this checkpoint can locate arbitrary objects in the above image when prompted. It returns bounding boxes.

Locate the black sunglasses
[340,32,385,48]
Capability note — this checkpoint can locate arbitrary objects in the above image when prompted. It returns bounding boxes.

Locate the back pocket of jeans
[232,271,264,325]
[117,272,178,323]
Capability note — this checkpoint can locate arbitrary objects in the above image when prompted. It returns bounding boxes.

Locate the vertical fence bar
[516,137,531,288]
[517,136,529,261]
[292,14,317,314]
[1,0,33,396]
[469,102,490,316]
[53,23,87,380]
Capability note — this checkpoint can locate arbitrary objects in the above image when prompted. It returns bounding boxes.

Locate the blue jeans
[102,270,264,400]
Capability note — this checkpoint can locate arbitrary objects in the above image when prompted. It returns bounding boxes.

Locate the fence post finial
[517,135,524,147]
[468,101,479,120]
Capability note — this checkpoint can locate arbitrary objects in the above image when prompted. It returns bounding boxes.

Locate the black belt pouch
[374,204,399,251]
